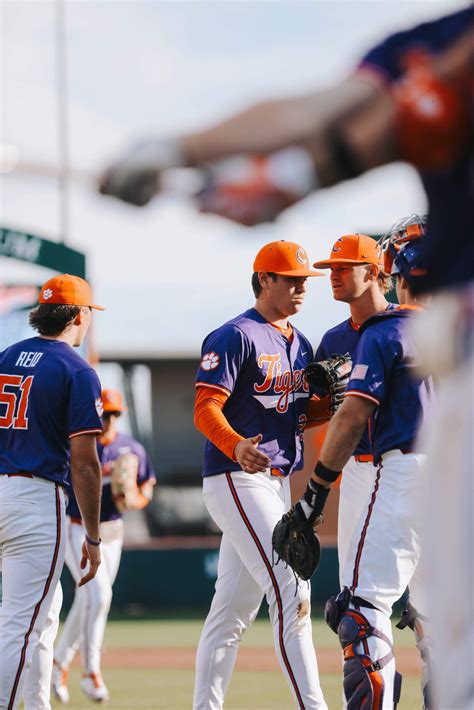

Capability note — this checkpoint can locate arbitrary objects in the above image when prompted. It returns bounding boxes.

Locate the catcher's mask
[377,214,427,274]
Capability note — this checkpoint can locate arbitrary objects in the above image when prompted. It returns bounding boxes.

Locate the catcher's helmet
[378,214,427,274]
[391,239,427,283]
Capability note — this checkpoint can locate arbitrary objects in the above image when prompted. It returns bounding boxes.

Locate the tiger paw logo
[42,288,53,300]
[201,352,220,371]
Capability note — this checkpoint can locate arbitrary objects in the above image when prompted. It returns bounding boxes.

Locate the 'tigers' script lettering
[254,353,308,413]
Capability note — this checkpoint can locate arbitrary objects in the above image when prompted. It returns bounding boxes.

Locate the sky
[0,0,463,358]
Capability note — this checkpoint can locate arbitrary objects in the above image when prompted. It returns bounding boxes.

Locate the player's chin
[290,300,304,313]
[331,288,346,302]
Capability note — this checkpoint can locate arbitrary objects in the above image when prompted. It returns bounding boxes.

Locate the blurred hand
[234,434,271,473]
[98,138,184,206]
[78,539,101,587]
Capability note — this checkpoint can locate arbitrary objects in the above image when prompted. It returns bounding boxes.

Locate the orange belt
[271,468,285,478]
[69,516,83,526]
[353,454,374,463]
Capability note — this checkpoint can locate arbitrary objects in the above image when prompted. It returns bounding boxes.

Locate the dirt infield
[98,646,421,676]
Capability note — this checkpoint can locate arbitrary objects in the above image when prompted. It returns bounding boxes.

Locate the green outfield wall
[61,543,339,613]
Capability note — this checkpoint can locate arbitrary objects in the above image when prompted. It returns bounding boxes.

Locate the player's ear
[367,264,379,282]
[258,270,270,290]
[74,307,89,325]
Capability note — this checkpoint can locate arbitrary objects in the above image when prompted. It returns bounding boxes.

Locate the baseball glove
[305,353,352,414]
[272,503,321,581]
[111,453,140,512]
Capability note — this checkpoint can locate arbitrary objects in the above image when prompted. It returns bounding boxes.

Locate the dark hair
[251,271,277,298]
[29,304,81,336]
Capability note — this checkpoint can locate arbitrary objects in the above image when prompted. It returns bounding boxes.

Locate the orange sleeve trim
[69,428,102,439]
[195,382,232,396]
[306,396,332,428]
[194,387,244,461]
[345,390,380,406]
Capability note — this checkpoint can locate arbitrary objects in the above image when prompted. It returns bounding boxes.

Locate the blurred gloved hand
[98,138,185,206]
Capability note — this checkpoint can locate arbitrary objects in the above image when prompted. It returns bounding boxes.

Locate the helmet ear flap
[384,242,401,274]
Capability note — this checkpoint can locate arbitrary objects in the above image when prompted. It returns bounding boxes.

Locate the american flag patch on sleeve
[351,364,368,380]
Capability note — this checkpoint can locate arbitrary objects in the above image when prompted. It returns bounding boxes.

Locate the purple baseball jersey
[0,336,102,486]
[314,305,396,456]
[67,431,156,522]
[346,308,436,464]
[196,308,313,477]
[358,7,474,294]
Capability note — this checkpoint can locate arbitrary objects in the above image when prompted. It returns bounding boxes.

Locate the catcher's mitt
[111,453,139,512]
[272,503,321,581]
[305,353,352,414]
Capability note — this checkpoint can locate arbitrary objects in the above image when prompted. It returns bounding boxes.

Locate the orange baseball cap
[253,241,323,277]
[313,234,383,269]
[101,389,127,413]
[39,274,105,310]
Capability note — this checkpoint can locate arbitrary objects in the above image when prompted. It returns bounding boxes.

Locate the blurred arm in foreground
[99,8,473,226]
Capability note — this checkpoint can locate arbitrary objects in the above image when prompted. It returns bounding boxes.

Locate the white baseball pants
[193,470,327,710]
[0,475,66,710]
[337,457,378,586]
[340,450,427,709]
[22,582,63,710]
[53,516,123,674]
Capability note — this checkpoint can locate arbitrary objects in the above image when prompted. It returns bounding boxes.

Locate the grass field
[43,615,423,709]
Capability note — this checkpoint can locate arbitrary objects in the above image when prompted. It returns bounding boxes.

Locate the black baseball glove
[272,504,321,581]
[305,353,352,414]
[272,480,330,581]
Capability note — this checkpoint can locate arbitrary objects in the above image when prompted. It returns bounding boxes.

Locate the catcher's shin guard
[338,608,396,710]
[396,602,431,709]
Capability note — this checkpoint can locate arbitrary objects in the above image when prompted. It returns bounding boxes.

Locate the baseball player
[193,240,328,710]
[311,233,394,580]
[0,274,104,710]
[51,388,156,703]
[275,237,435,708]
[98,8,473,240]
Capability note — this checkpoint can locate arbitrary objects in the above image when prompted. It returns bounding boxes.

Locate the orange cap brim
[271,268,325,277]
[90,304,105,311]
[313,258,378,269]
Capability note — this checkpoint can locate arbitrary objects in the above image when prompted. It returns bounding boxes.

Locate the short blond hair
[377,271,393,294]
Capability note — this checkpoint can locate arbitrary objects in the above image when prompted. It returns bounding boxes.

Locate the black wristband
[303,479,330,519]
[314,460,341,483]
[85,534,101,547]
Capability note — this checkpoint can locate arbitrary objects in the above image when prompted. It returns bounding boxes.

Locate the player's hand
[98,138,184,206]
[78,539,101,587]
[234,434,271,474]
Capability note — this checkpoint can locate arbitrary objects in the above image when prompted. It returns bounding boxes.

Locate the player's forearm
[70,460,102,540]
[182,78,380,165]
[194,402,243,460]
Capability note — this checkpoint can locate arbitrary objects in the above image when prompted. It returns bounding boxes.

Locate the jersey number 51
[0,374,34,429]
